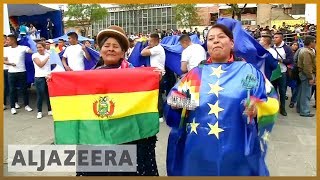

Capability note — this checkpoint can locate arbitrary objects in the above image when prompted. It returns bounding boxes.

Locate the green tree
[226,4,247,21]
[64,4,108,36]
[173,4,201,29]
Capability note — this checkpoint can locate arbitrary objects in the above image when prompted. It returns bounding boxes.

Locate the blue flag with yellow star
[164,61,278,176]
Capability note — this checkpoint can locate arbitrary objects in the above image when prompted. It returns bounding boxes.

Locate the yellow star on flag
[207,121,224,139]
[207,101,224,119]
[208,81,224,97]
[190,118,200,134]
[210,65,226,78]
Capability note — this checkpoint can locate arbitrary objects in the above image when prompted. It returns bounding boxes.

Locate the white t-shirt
[126,47,135,59]
[3,46,9,70]
[62,44,86,71]
[4,45,31,73]
[181,44,207,71]
[266,48,278,59]
[274,42,288,73]
[149,44,166,74]
[32,52,51,77]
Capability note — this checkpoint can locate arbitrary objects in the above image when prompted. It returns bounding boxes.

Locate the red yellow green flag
[48,67,160,145]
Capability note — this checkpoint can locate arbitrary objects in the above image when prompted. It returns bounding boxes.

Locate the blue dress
[165,61,279,176]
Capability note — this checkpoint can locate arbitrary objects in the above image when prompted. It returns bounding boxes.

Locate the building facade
[91,4,221,36]
[218,4,258,26]
[91,4,177,36]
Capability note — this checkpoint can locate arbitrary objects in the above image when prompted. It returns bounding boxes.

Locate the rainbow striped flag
[47,67,160,145]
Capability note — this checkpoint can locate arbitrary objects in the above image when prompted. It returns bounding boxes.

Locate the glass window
[143,26,148,33]
[152,9,157,17]
[156,9,161,17]
[143,12,148,18]
[116,12,119,22]
[167,7,172,16]
[110,13,115,20]
[161,8,167,16]
[162,17,167,23]
[148,25,153,32]
[124,11,127,19]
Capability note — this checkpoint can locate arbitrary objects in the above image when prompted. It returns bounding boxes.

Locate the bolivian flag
[47,67,160,145]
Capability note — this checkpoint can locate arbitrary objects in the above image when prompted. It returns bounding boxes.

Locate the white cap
[47,39,54,44]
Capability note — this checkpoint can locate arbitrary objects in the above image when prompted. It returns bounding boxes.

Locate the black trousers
[8,72,29,108]
[158,78,165,118]
[76,136,159,176]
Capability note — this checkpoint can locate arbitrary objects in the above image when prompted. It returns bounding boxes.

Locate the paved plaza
[3,87,317,176]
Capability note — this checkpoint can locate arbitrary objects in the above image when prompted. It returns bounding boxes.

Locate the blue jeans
[35,77,51,112]
[290,86,299,104]
[8,72,29,108]
[296,73,312,115]
[271,72,287,110]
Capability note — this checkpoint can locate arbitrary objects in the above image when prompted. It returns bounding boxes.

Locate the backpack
[291,48,302,81]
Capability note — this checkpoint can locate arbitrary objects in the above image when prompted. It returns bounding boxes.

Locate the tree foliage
[64,4,108,36]
[226,4,247,21]
[173,4,201,29]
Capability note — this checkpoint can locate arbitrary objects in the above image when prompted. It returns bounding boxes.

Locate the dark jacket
[274,41,294,66]
[297,47,316,80]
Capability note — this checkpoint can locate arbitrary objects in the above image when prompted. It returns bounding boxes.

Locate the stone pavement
[3,88,317,176]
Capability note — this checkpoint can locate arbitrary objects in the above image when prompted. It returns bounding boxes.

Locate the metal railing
[283,31,316,46]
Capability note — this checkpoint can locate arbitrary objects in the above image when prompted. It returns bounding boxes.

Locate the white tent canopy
[7,4,59,17]
[4,4,10,35]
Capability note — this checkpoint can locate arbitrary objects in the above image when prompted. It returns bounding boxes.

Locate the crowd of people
[3,31,92,118]
[10,18,55,40]
[3,18,316,176]
[258,29,316,117]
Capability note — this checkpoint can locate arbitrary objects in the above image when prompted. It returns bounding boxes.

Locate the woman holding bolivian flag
[165,24,279,176]
[48,26,160,176]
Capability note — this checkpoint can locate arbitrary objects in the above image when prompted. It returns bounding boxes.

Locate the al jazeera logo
[8,145,137,172]
[93,96,115,118]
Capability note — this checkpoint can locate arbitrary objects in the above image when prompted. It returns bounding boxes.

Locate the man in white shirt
[272,32,294,116]
[4,34,33,114]
[179,34,207,74]
[141,33,166,74]
[141,33,166,122]
[259,35,277,58]
[62,32,91,71]
[3,35,19,110]
[125,38,135,59]
[3,35,18,110]
[259,35,279,80]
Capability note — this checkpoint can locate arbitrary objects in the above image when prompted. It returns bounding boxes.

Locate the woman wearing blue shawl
[165,24,279,176]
